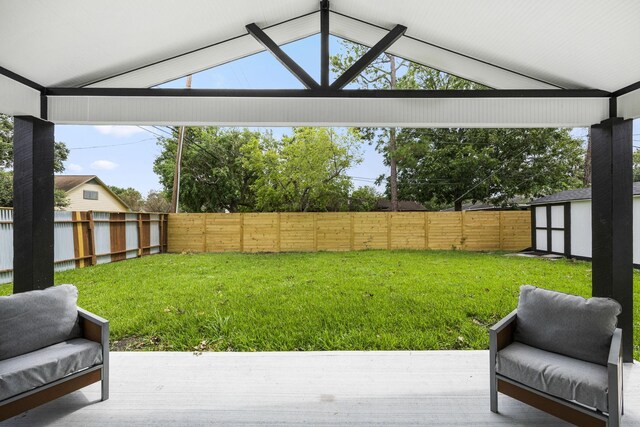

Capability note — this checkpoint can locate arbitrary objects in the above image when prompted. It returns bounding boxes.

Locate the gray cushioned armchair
[0,285,109,422]
[490,285,623,427]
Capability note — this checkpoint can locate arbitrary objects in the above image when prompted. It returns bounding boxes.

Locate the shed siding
[65,183,128,212]
[570,201,592,258]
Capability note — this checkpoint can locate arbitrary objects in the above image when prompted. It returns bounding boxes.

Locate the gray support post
[12,116,55,293]
[591,117,633,362]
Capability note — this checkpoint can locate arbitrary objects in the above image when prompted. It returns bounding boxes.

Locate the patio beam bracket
[246,23,320,90]
[330,24,407,90]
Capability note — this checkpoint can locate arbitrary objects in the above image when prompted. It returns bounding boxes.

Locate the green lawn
[1,251,638,359]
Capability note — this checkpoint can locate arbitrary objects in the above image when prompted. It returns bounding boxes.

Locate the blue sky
[55,34,636,196]
[56,35,385,195]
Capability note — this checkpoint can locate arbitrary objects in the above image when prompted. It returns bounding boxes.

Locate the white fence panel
[125,213,139,259]
[150,214,160,254]
[0,209,13,284]
[93,212,112,265]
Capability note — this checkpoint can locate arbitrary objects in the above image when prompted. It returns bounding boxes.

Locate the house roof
[530,183,640,205]
[54,175,97,193]
[54,175,130,210]
[376,199,426,212]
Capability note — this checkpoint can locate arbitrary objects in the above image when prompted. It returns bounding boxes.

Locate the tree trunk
[389,128,399,212]
[583,128,592,187]
[454,199,463,211]
[389,55,399,212]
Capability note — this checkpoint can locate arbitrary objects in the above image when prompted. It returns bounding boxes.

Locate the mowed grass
[1,251,638,359]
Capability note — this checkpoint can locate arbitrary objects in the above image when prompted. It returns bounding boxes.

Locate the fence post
[202,214,207,253]
[349,213,355,251]
[424,212,429,250]
[239,213,244,253]
[387,212,392,250]
[460,211,465,250]
[87,211,97,266]
[499,212,504,250]
[276,213,281,252]
[313,213,318,252]
[137,213,143,257]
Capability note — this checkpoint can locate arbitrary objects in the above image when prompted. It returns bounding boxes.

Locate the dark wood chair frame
[0,307,109,422]
[490,309,623,427]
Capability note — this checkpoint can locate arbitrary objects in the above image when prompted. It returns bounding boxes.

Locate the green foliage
[633,150,640,182]
[0,171,11,207]
[143,190,171,213]
[0,114,70,207]
[153,127,261,212]
[395,128,585,209]
[0,114,12,169]
[110,186,143,211]
[2,251,637,359]
[246,127,360,212]
[349,186,379,211]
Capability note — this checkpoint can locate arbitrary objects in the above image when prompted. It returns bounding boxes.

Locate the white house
[530,183,640,266]
[55,175,130,212]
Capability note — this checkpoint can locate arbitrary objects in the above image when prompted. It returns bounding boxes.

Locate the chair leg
[490,377,498,413]
[101,367,109,401]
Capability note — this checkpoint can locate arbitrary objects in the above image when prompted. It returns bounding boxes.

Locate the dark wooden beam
[591,117,633,362]
[330,24,407,90]
[246,23,319,90]
[45,87,611,99]
[13,116,55,293]
[0,66,45,91]
[612,80,640,97]
[320,0,330,87]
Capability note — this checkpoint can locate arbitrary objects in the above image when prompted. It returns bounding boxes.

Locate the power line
[68,137,156,150]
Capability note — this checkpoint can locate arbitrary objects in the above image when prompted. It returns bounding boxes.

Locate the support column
[13,116,55,293]
[591,117,633,362]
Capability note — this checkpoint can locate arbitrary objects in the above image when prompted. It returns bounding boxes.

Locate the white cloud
[90,160,119,171]
[66,163,83,172]
[94,125,145,137]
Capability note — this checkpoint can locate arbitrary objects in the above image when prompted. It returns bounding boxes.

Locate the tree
[246,127,360,212]
[0,114,70,208]
[154,127,261,213]
[633,150,640,183]
[143,190,171,213]
[395,127,585,210]
[110,186,143,211]
[331,42,413,212]
[349,186,379,212]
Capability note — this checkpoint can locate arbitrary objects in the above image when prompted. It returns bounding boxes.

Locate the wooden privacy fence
[0,208,168,284]
[168,211,531,254]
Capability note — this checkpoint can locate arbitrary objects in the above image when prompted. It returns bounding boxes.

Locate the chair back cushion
[514,285,621,366]
[0,285,81,361]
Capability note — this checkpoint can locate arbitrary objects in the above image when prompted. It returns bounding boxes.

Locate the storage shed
[530,183,640,265]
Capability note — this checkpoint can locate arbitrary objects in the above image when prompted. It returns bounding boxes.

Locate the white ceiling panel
[0,0,638,93]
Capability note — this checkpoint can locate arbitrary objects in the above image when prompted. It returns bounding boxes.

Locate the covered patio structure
[1,0,639,423]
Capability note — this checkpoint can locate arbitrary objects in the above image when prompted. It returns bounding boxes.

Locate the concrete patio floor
[4,351,639,426]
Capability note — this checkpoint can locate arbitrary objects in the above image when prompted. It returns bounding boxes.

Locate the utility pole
[170,74,192,213]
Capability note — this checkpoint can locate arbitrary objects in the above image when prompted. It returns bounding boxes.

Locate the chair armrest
[607,328,623,424]
[490,309,517,352]
[608,328,622,367]
[78,307,109,348]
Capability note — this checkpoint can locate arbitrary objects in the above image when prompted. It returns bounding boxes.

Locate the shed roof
[530,183,640,205]
[54,175,97,193]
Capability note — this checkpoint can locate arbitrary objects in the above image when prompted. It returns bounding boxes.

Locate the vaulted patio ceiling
[1,0,639,125]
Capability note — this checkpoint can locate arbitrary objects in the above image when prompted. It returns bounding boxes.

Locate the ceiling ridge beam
[246,23,319,90]
[330,24,407,90]
[45,88,610,98]
[320,0,330,87]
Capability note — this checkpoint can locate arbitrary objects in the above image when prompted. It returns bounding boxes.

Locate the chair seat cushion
[496,342,608,412]
[0,338,102,401]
